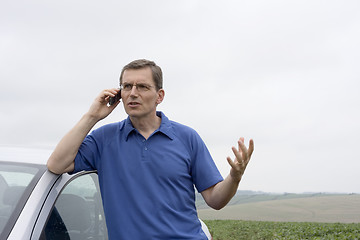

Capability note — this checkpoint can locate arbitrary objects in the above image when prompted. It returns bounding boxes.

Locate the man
[47,59,254,239]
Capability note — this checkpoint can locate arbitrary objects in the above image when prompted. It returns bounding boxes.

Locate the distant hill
[196,190,348,209]
[196,191,360,223]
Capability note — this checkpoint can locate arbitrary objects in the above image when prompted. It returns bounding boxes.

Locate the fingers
[227,156,236,169]
[227,148,246,180]
[226,138,254,182]
[103,88,120,98]
[238,138,254,160]
[227,137,254,167]
[248,139,254,158]
[99,88,121,106]
[227,146,245,168]
[238,140,247,158]
[232,146,244,164]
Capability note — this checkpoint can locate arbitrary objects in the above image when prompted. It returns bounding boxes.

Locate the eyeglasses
[120,83,154,92]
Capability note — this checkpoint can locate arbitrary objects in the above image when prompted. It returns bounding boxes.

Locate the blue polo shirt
[73,111,223,239]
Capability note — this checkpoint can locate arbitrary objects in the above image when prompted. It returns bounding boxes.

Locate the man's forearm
[47,113,98,174]
[201,174,240,210]
[47,88,120,174]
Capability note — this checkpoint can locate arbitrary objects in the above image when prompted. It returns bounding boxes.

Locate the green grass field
[203,220,360,240]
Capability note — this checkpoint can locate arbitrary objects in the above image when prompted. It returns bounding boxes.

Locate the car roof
[0,146,53,165]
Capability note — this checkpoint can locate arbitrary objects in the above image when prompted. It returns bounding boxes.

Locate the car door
[32,171,108,240]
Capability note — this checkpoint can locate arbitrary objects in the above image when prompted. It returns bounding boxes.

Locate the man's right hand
[87,88,121,122]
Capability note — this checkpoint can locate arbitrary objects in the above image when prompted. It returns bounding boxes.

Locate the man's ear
[156,89,165,105]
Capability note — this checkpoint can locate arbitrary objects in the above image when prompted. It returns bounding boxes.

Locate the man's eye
[123,84,132,90]
[137,84,149,91]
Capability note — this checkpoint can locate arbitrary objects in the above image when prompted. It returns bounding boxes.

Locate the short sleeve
[71,131,101,174]
[190,132,223,192]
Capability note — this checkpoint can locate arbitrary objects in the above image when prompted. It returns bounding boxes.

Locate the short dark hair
[119,59,163,90]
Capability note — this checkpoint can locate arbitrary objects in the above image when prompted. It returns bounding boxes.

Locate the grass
[203,220,360,240]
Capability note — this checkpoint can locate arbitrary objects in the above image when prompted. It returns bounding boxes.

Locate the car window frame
[0,162,46,240]
[31,170,106,240]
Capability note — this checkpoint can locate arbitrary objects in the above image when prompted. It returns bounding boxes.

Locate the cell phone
[108,90,121,106]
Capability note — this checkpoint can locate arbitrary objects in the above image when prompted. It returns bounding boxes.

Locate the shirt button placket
[142,139,149,161]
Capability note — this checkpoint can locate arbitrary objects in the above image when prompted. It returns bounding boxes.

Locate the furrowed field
[203,220,360,240]
[197,193,360,239]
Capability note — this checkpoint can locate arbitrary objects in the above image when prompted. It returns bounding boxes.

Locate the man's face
[121,67,164,120]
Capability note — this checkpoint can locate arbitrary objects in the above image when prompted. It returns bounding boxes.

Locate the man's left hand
[227,137,254,182]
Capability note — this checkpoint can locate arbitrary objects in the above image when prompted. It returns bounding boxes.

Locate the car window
[41,173,108,240]
[0,163,43,238]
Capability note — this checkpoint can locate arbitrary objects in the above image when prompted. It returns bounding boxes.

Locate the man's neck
[130,113,161,140]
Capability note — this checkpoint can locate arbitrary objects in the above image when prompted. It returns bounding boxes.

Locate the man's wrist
[82,112,101,126]
[229,172,242,184]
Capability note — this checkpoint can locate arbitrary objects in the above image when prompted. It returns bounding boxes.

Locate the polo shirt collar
[156,111,175,140]
[123,111,175,141]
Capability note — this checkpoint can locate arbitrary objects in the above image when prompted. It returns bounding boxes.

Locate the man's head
[119,59,165,121]
[120,59,163,91]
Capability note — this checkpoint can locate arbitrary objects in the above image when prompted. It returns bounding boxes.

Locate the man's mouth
[128,101,140,106]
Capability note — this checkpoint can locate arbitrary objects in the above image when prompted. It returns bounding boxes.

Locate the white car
[0,147,212,239]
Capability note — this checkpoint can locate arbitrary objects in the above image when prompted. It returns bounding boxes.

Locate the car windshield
[0,162,45,237]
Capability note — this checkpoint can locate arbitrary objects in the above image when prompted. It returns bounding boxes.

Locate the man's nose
[129,85,139,96]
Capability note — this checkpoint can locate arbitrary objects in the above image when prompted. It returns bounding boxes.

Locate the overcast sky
[1,0,359,193]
